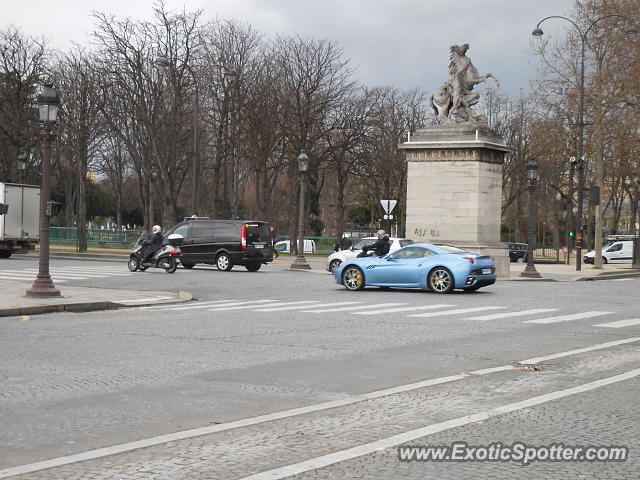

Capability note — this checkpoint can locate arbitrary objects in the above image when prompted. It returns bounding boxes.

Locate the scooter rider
[334,233,353,252]
[359,230,391,257]
[142,225,163,262]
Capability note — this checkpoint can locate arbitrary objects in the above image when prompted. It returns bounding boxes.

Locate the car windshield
[352,239,375,250]
[435,244,466,254]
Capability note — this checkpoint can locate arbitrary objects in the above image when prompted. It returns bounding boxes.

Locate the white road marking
[209,300,320,312]
[469,365,516,375]
[1,268,133,277]
[253,302,358,312]
[610,278,635,282]
[352,304,455,315]
[465,308,558,321]
[165,300,277,312]
[303,303,405,313]
[519,336,640,365]
[118,297,174,304]
[237,368,640,480]
[2,337,639,479]
[136,299,250,311]
[524,311,613,324]
[0,275,67,283]
[408,306,505,318]
[0,272,89,280]
[594,318,640,329]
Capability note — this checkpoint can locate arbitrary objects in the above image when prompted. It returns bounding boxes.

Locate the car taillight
[169,250,179,254]
[463,256,475,264]
[241,224,247,249]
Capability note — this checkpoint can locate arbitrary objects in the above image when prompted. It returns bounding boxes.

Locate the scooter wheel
[128,257,140,272]
[163,257,178,273]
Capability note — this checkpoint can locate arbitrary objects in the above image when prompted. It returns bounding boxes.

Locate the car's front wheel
[342,266,365,291]
[329,259,342,272]
[216,253,233,271]
[428,267,455,294]
[602,257,608,264]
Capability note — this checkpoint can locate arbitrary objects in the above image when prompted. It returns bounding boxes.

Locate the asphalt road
[1,255,639,479]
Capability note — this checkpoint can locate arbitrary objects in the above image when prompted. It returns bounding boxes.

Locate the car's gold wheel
[343,266,365,291]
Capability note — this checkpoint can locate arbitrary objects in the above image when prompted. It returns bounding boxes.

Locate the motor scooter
[128,234,184,273]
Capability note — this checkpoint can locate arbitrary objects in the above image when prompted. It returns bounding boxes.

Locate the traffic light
[569,231,575,238]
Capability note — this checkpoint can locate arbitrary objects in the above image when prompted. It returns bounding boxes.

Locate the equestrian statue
[430,44,499,123]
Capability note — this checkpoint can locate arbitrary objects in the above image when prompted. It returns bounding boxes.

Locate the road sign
[380,199,397,214]
[383,214,394,220]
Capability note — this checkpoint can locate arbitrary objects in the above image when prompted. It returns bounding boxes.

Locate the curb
[0,290,193,318]
[577,271,640,281]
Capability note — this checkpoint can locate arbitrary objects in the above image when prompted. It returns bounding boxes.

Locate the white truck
[0,183,40,258]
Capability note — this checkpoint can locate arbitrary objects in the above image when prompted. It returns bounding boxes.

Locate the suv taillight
[241,224,247,249]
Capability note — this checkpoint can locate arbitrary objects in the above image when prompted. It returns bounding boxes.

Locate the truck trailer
[0,183,40,258]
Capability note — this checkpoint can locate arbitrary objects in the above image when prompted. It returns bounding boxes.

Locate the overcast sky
[3,0,577,96]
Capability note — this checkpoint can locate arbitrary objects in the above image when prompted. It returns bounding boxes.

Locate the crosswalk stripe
[302,303,404,313]
[352,304,455,315]
[0,275,67,283]
[209,300,320,312]
[594,318,640,329]
[524,311,613,324]
[162,300,277,312]
[0,272,89,280]
[408,306,505,318]
[135,299,247,311]
[253,301,357,312]
[1,269,132,277]
[465,308,559,321]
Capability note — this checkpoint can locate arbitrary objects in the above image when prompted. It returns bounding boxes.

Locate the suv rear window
[244,223,270,244]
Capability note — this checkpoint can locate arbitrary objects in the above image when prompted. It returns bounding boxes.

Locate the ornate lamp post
[520,158,541,278]
[532,15,638,271]
[27,84,61,297]
[290,152,311,270]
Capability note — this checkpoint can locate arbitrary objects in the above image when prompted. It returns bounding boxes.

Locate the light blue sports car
[332,243,497,293]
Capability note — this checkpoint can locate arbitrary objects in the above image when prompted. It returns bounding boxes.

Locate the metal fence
[50,227,142,247]
[277,236,337,254]
[532,247,562,264]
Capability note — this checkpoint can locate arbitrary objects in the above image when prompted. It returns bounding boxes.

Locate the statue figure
[429,44,499,123]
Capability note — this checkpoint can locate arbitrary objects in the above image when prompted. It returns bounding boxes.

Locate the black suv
[504,242,528,263]
[166,219,273,271]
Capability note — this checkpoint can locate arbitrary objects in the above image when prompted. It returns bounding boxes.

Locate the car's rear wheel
[428,267,455,294]
[216,253,233,271]
[182,262,195,269]
[329,259,342,272]
[342,266,365,291]
[602,257,608,264]
[245,263,261,272]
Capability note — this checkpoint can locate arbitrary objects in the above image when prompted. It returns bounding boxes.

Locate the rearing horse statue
[430,44,499,123]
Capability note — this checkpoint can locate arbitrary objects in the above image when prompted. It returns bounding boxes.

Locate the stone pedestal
[399,122,512,278]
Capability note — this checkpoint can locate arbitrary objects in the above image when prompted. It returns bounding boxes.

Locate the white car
[275,239,316,254]
[326,237,414,272]
[584,240,634,264]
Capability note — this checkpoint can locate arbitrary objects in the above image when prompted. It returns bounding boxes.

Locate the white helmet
[376,229,386,236]
[152,225,161,234]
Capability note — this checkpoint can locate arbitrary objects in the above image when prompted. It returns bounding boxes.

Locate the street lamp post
[155,55,200,216]
[27,84,61,297]
[532,15,638,271]
[290,152,311,270]
[520,158,541,278]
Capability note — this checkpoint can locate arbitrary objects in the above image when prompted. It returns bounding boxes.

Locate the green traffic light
[569,231,575,237]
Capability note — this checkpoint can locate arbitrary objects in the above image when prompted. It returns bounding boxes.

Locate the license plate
[482,268,492,274]
[254,244,264,249]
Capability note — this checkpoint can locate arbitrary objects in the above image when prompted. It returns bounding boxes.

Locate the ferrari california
[332,243,497,293]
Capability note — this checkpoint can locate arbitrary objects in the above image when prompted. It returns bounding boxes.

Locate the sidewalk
[0,280,192,318]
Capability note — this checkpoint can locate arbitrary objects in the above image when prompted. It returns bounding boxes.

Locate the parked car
[333,243,496,293]
[274,239,317,254]
[584,240,634,264]
[165,219,273,271]
[504,242,528,263]
[326,237,414,272]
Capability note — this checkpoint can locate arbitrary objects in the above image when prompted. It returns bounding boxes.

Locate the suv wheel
[216,253,233,271]
[245,263,261,272]
[182,262,195,269]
